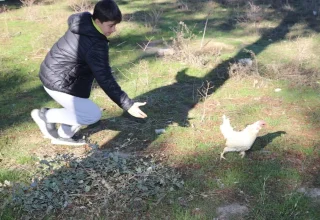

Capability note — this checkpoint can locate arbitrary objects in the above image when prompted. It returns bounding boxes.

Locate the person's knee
[79,107,101,125]
[89,107,102,124]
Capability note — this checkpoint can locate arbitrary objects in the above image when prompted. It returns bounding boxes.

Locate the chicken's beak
[257,120,267,129]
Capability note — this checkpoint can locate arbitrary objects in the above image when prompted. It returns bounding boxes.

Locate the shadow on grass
[0,0,21,9]
[0,71,52,131]
[302,151,320,187]
[84,68,198,151]
[0,0,57,9]
[83,8,301,153]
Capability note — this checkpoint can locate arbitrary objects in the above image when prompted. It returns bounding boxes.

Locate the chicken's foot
[220,152,226,160]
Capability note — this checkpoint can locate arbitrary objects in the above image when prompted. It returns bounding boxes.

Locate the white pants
[44,87,101,138]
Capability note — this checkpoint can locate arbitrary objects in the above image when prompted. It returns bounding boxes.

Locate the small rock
[238,58,253,66]
[260,150,272,154]
[308,188,320,198]
[30,181,38,188]
[114,152,132,158]
[216,203,248,219]
[192,208,204,217]
[157,48,175,56]
[298,187,320,199]
[155,129,165,135]
[4,180,11,187]
[297,187,306,193]
[88,143,99,150]
[40,159,50,166]
[274,88,282,92]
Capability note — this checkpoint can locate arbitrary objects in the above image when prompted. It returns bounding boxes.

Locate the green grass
[0,0,320,219]
[0,169,27,183]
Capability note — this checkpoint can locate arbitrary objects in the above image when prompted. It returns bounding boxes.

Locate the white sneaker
[31,109,58,139]
[40,108,58,139]
[51,137,87,146]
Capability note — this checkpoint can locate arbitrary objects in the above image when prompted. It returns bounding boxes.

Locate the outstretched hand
[127,102,147,118]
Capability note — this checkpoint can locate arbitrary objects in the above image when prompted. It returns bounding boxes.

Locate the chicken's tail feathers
[220,114,233,139]
[222,115,230,125]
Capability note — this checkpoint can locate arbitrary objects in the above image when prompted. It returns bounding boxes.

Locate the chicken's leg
[220,147,234,160]
[239,151,246,158]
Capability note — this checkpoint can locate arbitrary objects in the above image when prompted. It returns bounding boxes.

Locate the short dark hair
[92,0,122,23]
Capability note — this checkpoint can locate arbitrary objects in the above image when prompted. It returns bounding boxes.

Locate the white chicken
[220,115,266,159]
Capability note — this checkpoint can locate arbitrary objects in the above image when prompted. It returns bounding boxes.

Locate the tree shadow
[0,0,21,9]
[0,0,58,10]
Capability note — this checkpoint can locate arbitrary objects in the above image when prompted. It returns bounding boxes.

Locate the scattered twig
[116,41,126,47]
[198,80,214,122]
[137,36,154,51]
[116,67,131,80]
[154,193,167,205]
[200,13,211,49]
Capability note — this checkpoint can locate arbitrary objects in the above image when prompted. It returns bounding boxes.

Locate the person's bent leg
[58,124,82,139]
[43,87,101,138]
[31,108,59,139]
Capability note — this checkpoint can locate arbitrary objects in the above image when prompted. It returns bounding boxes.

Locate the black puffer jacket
[39,12,133,111]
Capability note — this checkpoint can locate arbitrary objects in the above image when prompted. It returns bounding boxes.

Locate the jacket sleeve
[85,42,134,111]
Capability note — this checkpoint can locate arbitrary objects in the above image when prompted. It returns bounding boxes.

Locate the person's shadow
[81,8,305,153]
[82,68,205,152]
